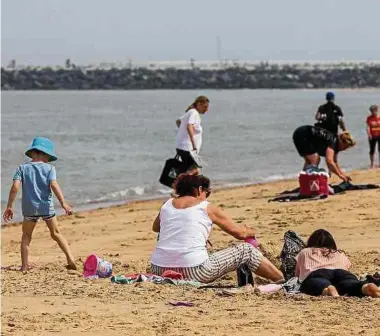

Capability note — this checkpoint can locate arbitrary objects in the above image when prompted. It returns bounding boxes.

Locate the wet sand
[1,169,380,335]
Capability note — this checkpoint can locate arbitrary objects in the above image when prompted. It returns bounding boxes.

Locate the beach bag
[159,155,186,188]
[83,254,113,279]
[299,171,329,196]
[280,231,306,280]
[363,272,380,286]
[237,264,254,287]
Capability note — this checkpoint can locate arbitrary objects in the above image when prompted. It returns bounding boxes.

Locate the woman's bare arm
[187,124,197,151]
[152,213,161,232]
[325,148,349,181]
[367,125,372,139]
[207,204,255,240]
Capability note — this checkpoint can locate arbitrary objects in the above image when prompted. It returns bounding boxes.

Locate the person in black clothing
[315,92,347,175]
[315,92,346,134]
[293,125,356,182]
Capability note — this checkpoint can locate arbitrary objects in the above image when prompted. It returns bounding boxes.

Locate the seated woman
[296,229,380,298]
[292,125,355,182]
[150,174,284,284]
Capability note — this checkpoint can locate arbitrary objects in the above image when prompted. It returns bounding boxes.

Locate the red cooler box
[299,172,329,196]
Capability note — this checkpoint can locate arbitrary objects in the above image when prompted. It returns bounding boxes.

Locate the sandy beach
[1,169,380,336]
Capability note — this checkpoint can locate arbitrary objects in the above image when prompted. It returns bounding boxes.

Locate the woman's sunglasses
[203,187,212,198]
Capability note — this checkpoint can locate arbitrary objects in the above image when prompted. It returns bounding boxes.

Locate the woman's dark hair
[307,229,339,255]
[174,174,210,197]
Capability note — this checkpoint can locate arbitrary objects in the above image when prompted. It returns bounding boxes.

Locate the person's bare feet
[66,263,77,271]
[362,283,380,298]
[322,285,340,297]
[20,263,34,274]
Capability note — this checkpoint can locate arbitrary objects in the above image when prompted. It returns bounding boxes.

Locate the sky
[1,0,380,66]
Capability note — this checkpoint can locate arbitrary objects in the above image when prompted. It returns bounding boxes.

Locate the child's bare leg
[21,220,37,273]
[45,217,76,270]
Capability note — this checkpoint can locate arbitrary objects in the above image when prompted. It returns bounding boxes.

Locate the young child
[296,229,379,298]
[3,137,77,273]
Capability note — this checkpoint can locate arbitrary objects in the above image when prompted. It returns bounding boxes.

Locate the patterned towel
[111,273,201,287]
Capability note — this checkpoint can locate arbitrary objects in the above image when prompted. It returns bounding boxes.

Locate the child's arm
[3,180,21,223]
[50,181,72,215]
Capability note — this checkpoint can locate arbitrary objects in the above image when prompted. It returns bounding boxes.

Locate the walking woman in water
[175,96,209,175]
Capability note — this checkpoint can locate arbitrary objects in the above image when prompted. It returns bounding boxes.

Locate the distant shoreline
[2,62,380,90]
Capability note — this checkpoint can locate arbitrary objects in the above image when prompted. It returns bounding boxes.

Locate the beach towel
[111,273,201,287]
[269,193,328,203]
[280,231,306,280]
[270,182,379,202]
[331,182,379,193]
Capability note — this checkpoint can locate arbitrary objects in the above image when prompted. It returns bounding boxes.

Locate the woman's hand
[244,226,256,238]
[342,175,352,183]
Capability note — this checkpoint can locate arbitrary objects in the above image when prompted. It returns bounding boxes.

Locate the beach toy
[83,254,112,279]
[245,237,259,248]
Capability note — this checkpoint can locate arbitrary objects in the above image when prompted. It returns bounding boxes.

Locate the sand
[1,169,380,336]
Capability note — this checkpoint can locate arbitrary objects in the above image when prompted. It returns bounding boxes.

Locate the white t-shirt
[151,199,213,267]
[175,108,203,152]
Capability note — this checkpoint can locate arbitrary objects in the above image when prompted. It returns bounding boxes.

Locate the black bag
[159,155,186,188]
[237,264,254,287]
[280,230,306,280]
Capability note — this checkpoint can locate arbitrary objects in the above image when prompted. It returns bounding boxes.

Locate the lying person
[150,173,284,284]
[292,125,355,182]
[296,229,379,298]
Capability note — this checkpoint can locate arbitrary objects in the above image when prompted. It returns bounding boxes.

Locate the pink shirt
[295,247,351,281]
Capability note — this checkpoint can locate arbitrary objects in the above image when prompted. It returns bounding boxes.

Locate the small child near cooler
[3,137,77,273]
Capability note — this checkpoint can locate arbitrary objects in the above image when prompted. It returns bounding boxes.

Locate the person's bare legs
[322,285,340,297]
[45,217,76,270]
[254,256,284,282]
[21,220,37,273]
[370,153,375,169]
[303,153,321,170]
[362,283,380,298]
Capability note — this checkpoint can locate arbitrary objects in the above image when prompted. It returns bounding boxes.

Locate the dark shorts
[300,268,366,297]
[24,214,56,222]
[176,149,197,171]
[369,137,380,154]
[293,126,317,156]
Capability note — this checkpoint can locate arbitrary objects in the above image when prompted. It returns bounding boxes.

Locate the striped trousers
[151,243,263,283]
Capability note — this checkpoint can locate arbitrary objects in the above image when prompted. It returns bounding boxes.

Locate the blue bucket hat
[25,137,57,162]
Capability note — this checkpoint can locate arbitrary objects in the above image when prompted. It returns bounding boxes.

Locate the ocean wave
[86,185,171,204]
[84,173,300,205]
[260,173,298,182]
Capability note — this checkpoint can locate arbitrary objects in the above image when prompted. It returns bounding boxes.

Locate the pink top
[295,247,351,281]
